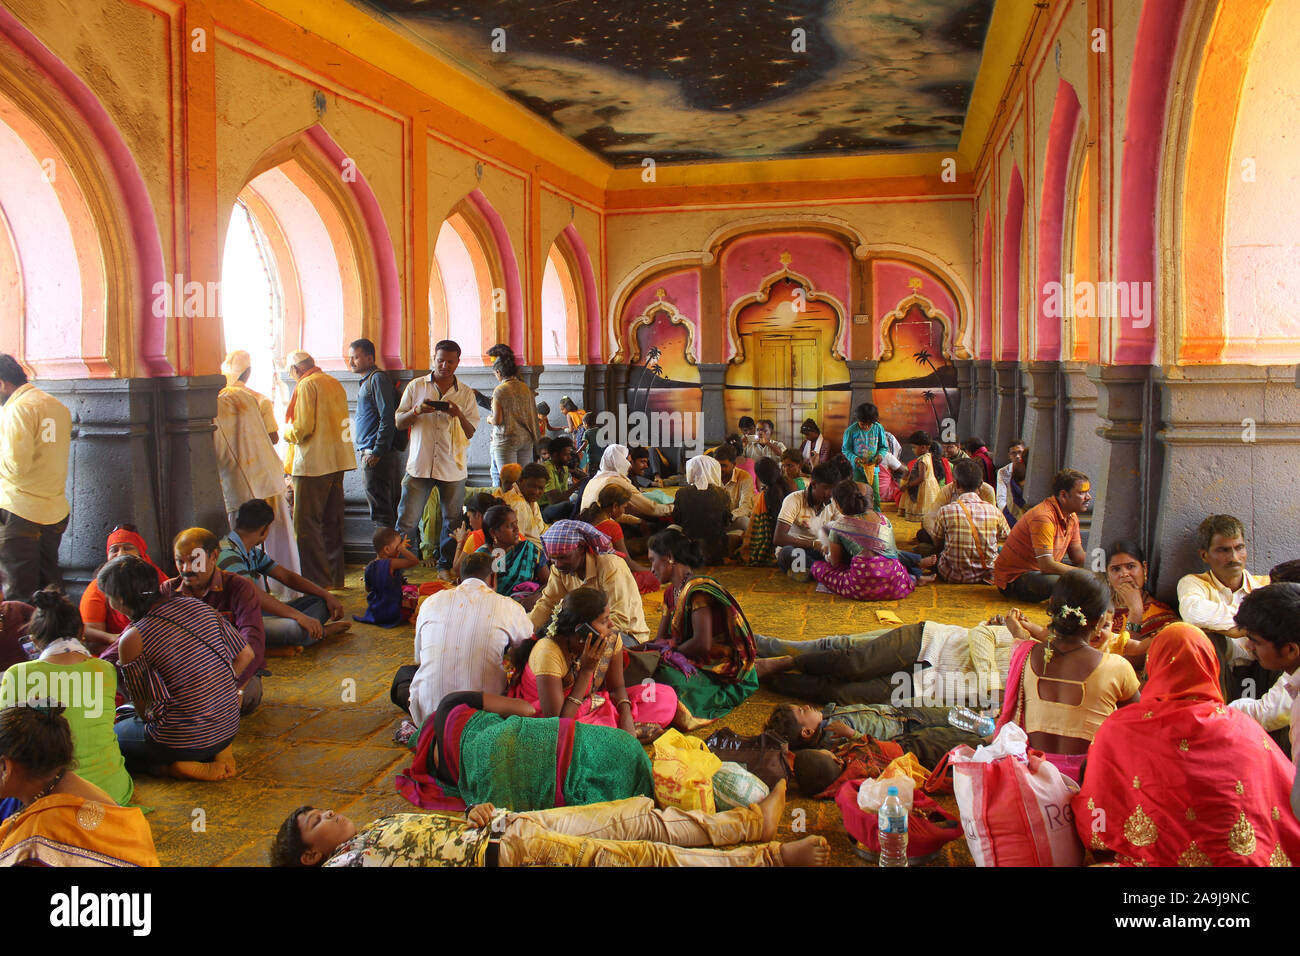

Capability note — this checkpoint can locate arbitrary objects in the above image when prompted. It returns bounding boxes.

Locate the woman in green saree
[476,505,549,611]
[396,690,654,813]
[645,528,760,720]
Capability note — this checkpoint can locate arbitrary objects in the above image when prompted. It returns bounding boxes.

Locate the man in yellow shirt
[282,351,355,590]
[0,356,72,601]
[529,520,650,646]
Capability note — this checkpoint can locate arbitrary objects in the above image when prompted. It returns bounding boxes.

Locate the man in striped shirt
[404,551,533,727]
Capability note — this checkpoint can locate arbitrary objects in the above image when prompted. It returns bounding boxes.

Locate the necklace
[1042,636,1086,666]
[28,769,64,806]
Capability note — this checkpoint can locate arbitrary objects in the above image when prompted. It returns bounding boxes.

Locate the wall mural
[355,0,994,164]
[873,303,956,445]
[724,272,851,449]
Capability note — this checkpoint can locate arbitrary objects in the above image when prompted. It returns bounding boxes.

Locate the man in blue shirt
[348,338,400,527]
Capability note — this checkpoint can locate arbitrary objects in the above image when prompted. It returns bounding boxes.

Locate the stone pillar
[1084,365,1155,563]
[973,361,995,448]
[157,375,229,545]
[45,379,167,592]
[1019,361,1062,505]
[697,363,728,446]
[952,359,975,440]
[1060,362,1104,474]
[846,359,879,418]
[457,366,502,489]
[43,376,224,594]
[991,361,1023,462]
[1149,365,1300,602]
[584,364,611,416]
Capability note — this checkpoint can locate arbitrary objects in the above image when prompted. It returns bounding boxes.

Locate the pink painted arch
[1035,80,1083,361]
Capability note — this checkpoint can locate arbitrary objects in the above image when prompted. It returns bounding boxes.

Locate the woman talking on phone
[508,588,696,740]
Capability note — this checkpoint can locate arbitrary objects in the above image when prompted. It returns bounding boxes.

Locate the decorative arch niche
[0,12,164,377]
[722,253,851,446]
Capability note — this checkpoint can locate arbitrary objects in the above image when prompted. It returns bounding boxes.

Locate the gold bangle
[565,695,583,708]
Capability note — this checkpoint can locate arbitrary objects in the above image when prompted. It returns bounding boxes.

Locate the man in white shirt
[1177,513,1273,704]
[756,620,1015,711]
[395,340,480,571]
[404,551,533,726]
[1229,582,1300,746]
[1176,515,1269,636]
[773,462,840,581]
[744,419,786,462]
[995,439,1027,527]
[0,355,72,600]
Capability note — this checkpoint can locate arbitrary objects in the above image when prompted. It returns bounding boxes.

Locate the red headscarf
[1073,624,1300,866]
[105,528,167,584]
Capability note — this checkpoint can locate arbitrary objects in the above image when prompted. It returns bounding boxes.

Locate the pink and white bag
[948,723,1083,867]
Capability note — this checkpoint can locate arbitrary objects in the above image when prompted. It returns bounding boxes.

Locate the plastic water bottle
[878,785,909,867]
[948,706,996,736]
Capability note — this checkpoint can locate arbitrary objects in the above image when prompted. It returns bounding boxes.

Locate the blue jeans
[397,475,466,567]
[114,717,236,769]
[756,630,890,658]
[896,549,924,580]
[263,595,329,646]
[490,440,534,489]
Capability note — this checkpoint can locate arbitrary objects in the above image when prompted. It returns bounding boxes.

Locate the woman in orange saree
[1072,623,1300,866]
[0,703,158,867]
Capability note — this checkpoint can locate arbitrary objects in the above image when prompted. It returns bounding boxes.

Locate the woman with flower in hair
[998,569,1141,782]
[509,588,696,740]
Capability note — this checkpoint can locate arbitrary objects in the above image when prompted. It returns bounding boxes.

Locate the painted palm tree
[913,348,957,432]
[635,346,664,419]
[921,390,944,438]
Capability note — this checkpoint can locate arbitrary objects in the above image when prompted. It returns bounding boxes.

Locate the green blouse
[0,657,133,805]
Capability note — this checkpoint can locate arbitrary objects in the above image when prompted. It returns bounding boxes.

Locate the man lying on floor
[270,781,829,867]
[755,620,1016,709]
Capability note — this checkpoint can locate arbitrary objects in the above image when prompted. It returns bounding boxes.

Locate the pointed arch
[978,213,994,361]
[541,225,595,365]
[1035,79,1083,362]
[0,7,165,377]
[1000,165,1025,361]
[225,125,399,373]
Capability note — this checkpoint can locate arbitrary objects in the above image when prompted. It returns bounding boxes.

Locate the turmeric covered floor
[136,512,1027,866]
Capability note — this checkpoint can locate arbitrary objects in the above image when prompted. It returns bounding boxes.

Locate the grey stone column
[952,359,975,439]
[1020,361,1062,505]
[846,359,879,418]
[973,361,995,447]
[45,378,168,593]
[43,375,225,594]
[1148,365,1300,602]
[584,364,611,416]
[697,363,728,446]
[1060,362,1104,476]
[1083,365,1155,564]
[455,366,502,491]
[991,361,1023,462]
[157,375,228,544]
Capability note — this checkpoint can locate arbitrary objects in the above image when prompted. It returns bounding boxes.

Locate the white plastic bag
[857,773,915,813]
[966,721,1028,763]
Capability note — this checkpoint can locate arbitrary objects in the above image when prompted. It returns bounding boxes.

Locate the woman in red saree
[1073,623,1300,866]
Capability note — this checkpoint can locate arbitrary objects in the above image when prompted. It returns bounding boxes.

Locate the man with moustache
[163,527,267,714]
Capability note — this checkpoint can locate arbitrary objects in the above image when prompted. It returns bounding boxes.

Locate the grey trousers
[293,471,346,590]
[0,509,67,602]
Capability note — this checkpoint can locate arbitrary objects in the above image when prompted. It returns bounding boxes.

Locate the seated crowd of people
[2,343,1298,868]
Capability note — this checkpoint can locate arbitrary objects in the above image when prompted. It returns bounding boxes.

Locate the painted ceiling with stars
[349,0,994,166]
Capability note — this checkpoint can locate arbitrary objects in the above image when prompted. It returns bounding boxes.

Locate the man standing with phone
[395,340,479,572]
